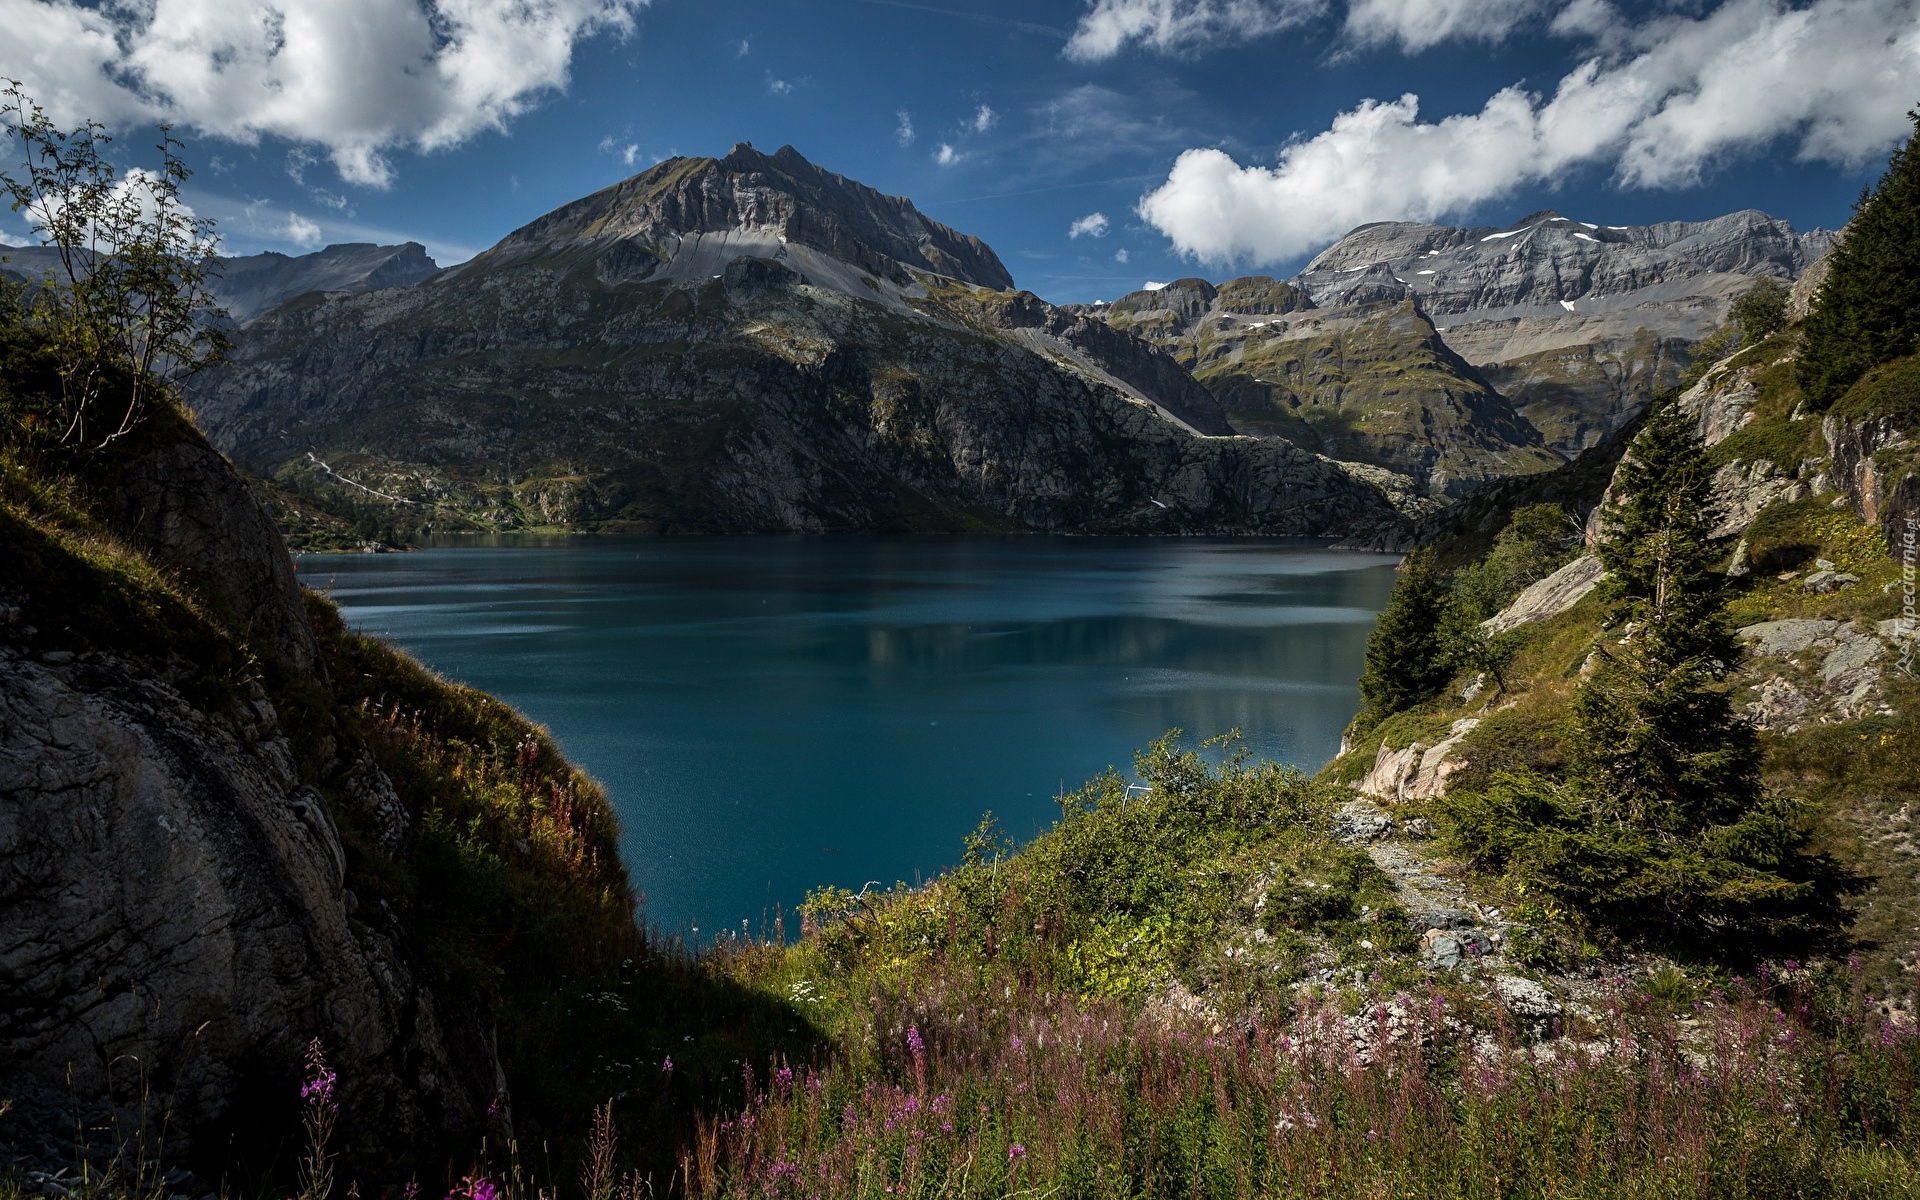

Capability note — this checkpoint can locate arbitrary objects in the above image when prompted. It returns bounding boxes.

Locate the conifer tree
[1445,403,1851,958]
[1798,108,1920,409]
[1356,545,1451,731]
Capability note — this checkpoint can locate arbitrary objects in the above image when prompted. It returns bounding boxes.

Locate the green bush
[1731,277,1790,343]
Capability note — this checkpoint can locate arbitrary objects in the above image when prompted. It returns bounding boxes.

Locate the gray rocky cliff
[1826,409,1920,550]
[101,416,319,675]
[0,421,495,1179]
[0,648,480,1174]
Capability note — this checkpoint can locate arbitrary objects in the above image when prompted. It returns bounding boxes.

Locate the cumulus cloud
[973,104,997,133]
[897,110,916,147]
[1343,0,1543,52]
[0,228,31,248]
[282,213,324,248]
[1139,0,1920,265]
[0,0,642,188]
[767,75,794,96]
[1063,0,1324,61]
[1069,212,1111,238]
[1115,247,1130,262]
[934,143,963,166]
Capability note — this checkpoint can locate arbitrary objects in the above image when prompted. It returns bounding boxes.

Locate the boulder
[1483,555,1605,635]
[1356,718,1480,802]
[1738,619,1842,657]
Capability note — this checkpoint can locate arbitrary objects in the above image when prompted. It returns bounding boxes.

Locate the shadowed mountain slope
[191,146,1408,541]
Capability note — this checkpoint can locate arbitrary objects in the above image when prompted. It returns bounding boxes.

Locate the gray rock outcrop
[1483,555,1605,634]
[1738,619,1899,730]
[0,650,478,1167]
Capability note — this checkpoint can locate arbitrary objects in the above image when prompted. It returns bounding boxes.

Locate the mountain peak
[483,143,1014,292]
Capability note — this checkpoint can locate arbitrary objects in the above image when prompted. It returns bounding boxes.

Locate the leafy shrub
[1731,277,1790,343]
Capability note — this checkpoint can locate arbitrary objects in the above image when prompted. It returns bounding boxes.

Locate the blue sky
[4,0,1915,302]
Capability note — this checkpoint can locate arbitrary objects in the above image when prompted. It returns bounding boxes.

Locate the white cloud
[934,143,963,166]
[0,228,30,248]
[1069,212,1111,238]
[1139,0,1920,266]
[737,38,751,56]
[1343,0,1543,52]
[0,0,642,188]
[1115,247,1130,262]
[282,213,324,248]
[973,104,997,133]
[1142,280,1168,290]
[1064,0,1325,62]
[767,76,794,96]
[897,110,916,147]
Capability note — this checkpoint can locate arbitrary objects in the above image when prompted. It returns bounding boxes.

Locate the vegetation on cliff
[1799,110,1920,410]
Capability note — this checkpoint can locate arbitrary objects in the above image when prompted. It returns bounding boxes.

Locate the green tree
[1355,545,1451,733]
[1729,277,1789,344]
[1444,402,1851,959]
[0,82,229,449]
[1439,504,1577,694]
[1798,107,1920,410]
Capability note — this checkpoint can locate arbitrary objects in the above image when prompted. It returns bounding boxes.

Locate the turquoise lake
[305,536,1398,940]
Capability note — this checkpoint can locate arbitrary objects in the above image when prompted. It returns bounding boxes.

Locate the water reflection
[308,535,1397,939]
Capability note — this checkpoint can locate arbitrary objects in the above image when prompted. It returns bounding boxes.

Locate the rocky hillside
[0,241,438,323]
[188,145,1410,541]
[0,349,709,1183]
[1093,209,1832,496]
[1324,317,1920,994]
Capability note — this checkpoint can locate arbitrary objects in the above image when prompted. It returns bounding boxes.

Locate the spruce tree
[1798,108,1920,409]
[1357,545,1451,730]
[1445,403,1851,958]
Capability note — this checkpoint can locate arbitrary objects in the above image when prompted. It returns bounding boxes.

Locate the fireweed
[681,973,1920,1199]
[298,1040,339,1200]
[675,741,1920,1198]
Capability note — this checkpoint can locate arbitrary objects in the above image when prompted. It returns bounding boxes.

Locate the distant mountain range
[1090,209,1832,497]
[190,144,1408,540]
[185,143,1833,539]
[0,240,438,322]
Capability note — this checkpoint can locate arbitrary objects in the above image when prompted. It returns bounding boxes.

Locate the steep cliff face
[1823,355,1920,552]
[0,419,496,1177]
[192,148,1406,540]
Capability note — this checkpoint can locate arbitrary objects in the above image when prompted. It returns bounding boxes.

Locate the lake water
[305,536,1397,940]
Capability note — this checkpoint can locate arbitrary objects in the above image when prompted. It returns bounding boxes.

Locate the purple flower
[906,1026,924,1057]
[449,1177,497,1200]
[1008,1144,1026,1163]
[775,1066,794,1091]
[661,1056,674,1075]
[300,1039,337,1111]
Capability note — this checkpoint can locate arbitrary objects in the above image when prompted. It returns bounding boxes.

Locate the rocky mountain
[1093,208,1833,496]
[190,144,1409,540]
[0,241,439,323]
